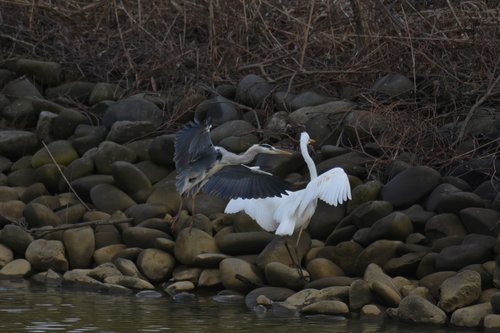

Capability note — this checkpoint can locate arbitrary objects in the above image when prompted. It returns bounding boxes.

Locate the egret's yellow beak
[308,138,316,145]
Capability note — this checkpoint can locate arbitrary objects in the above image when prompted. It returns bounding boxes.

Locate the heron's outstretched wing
[174,119,216,171]
[203,165,291,199]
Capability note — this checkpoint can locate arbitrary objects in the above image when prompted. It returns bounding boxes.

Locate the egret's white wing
[302,167,351,208]
[225,194,289,232]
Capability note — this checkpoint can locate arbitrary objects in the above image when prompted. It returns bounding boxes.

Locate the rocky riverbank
[0,59,499,330]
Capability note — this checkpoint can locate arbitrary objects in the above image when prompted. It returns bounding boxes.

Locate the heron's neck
[301,140,318,179]
[218,146,259,165]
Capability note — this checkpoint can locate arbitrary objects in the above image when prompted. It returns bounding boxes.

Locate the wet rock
[122,226,171,248]
[450,302,492,328]
[104,275,155,290]
[88,262,123,280]
[196,96,242,125]
[0,243,13,268]
[186,193,227,219]
[63,226,95,269]
[264,262,309,290]
[349,279,373,312]
[6,167,37,187]
[103,96,165,128]
[283,288,320,307]
[137,248,175,283]
[381,166,441,208]
[425,213,467,240]
[93,244,127,265]
[134,160,170,184]
[2,76,42,98]
[438,270,482,313]
[219,257,264,293]
[304,276,356,289]
[301,300,349,315]
[308,202,347,240]
[364,263,400,294]
[288,100,355,125]
[192,253,230,268]
[90,184,136,214]
[197,269,222,288]
[372,73,413,97]
[216,231,274,255]
[51,109,90,140]
[23,202,63,228]
[264,111,288,132]
[306,258,344,280]
[419,271,457,300]
[383,252,427,276]
[25,239,68,272]
[20,182,49,203]
[31,140,79,169]
[2,98,37,127]
[88,82,123,105]
[0,200,25,227]
[12,59,62,86]
[70,124,108,155]
[69,174,114,202]
[235,74,274,108]
[360,304,384,318]
[368,212,413,243]
[351,200,393,228]
[316,151,369,179]
[172,266,202,283]
[0,186,18,201]
[34,164,62,193]
[317,241,363,276]
[245,286,295,308]
[113,257,144,279]
[256,233,311,269]
[425,183,485,214]
[106,120,156,144]
[435,243,492,271]
[354,240,403,275]
[209,120,255,145]
[460,208,500,236]
[94,141,137,174]
[346,180,383,214]
[0,130,39,160]
[397,295,447,324]
[218,134,260,154]
[148,134,175,167]
[0,258,31,277]
[174,228,219,265]
[289,91,337,110]
[164,281,195,296]
[112,161,152,202]
[0,224,33,255]
[484,314,500,330]
[46,81,96,103]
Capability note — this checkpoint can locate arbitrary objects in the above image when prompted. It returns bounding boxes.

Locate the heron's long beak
[274,148,293,155]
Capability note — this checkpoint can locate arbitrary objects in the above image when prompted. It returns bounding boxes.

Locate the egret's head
[300,132,316,146]
[254,143,292,155]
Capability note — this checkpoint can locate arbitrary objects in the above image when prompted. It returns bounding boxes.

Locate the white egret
[225,132,352,239]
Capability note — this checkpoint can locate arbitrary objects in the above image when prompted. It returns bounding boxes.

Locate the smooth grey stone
[63,227,95,269]
[103,96,164,128]
[397,295,447,324]
[94,141,137,174]
[106,120,156,144]
[381,166,441,208]
[45,81,96,103]
[137,248,175,283]
[31,140,79,168]
[148,134,175,167]
[438,270,481,313]
[122,226,171,248]
[460,207,500,236]
[25,239,68,272]
[51,109,90,140]
[235,74,274,108]
[0,130,39,160]
[219,257,264,293]
[89,184,136,214]
[2,76,42,99]
[112,161,152,203]
[372,73,413,97]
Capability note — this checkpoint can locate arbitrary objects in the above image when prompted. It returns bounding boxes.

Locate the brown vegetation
[0,0,499,180]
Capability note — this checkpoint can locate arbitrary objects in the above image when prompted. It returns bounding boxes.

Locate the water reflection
[0,280,479,333]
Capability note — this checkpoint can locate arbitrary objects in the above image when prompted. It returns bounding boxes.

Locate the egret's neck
[301,141,317,179]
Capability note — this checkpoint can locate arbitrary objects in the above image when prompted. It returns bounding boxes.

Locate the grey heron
[173,119,293,222]
[225,131,352,242]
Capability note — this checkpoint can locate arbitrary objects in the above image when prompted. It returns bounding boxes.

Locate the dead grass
[0,0,499,181]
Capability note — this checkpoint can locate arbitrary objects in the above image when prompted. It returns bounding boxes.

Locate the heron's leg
[170,197,185,232]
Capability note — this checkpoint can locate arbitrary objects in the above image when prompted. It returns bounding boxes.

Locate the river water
[0,279,478,333]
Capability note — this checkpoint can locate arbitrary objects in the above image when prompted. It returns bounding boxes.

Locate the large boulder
[25,239,68,272]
